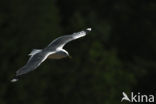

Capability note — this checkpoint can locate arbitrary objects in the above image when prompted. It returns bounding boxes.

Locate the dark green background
[0,0,156,104]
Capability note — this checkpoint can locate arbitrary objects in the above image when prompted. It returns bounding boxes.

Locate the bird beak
[68,55,72,59]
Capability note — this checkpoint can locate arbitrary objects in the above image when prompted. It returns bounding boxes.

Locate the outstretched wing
[46,28,91,50]
[16,53,47,76]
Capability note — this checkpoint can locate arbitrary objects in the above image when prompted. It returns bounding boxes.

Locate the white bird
[11,28,91,82]
[121,92,131,102]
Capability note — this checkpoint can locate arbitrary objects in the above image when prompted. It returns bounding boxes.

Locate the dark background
[0,0,156,104]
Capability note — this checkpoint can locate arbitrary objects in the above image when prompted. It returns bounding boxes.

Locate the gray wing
[46,28,91,50]
[16,53,45,76]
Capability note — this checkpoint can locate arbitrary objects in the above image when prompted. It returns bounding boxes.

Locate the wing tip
[84,28,91,34]
[11,78,19,83]
[86,28,92,31]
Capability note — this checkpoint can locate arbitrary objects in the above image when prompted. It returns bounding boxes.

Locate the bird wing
[46,28,91,50]
[16,52,52,76]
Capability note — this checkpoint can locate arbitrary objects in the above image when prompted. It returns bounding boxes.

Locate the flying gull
[11,28,91,82]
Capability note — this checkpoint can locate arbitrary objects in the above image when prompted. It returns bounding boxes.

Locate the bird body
[47,49,69,59]
[11,28,91,82]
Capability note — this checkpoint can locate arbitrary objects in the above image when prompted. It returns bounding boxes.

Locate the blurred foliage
[0,0,156,104]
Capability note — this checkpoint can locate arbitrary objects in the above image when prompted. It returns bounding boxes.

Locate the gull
[11,28,91,82]
[121,92,131,102]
